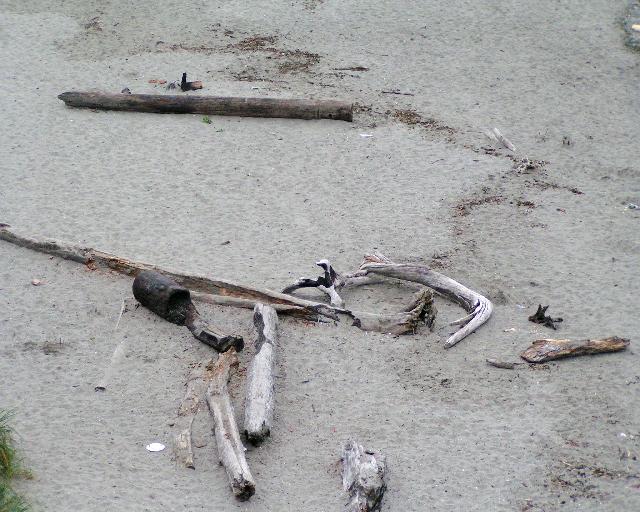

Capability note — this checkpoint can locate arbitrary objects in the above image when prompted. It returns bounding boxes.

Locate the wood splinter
[173,363,209,469]
[205,350,256,500]
[342,440,386,512]
[244,304,277,445]
[521,336,630,363]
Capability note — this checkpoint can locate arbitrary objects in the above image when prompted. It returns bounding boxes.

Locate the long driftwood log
[58,92,353,121]
[357,253,493,348]
[0,224,431,336]
[342,440,386,512]
[244,304,277,445]
[205,350,256,500]
[521,336,630,363]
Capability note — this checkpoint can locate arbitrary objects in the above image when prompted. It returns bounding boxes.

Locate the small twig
[381,90,415,96]
[492,128,516,152]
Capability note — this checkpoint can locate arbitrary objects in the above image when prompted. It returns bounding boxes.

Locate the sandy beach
[1,1,639,510]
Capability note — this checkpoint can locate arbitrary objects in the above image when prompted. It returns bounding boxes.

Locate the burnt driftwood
[58,91,353,121]
[205,350,256,500]
[357,253,493,347]
[132,270,244,353]
[0,225,432,336]
[180,72,203,92]
[521,336,630,363]
[342,441,386,512]
[528,304,563,330]
[244,304,277,444]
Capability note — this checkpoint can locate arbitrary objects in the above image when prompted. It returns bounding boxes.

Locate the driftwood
[521,336,630,363]
[352,288,435,334]
[0,225,431,336]
[282,259,386,308]
[180,72,203,92]
[342,441,386,512]
[58,91,353,121]
[357,253,493,347]
[244,304,277,444]
[486,358,523,370]
[283,259,345,307]
[132,270,244,352]
[173,363,209,469]
[205,350,256,500]
[528,304,563,330]
[190,292,321,321]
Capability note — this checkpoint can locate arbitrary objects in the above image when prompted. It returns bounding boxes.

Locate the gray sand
[1,1,639,510]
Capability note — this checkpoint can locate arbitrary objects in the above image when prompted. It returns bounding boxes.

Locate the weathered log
[132,270,244,353]
[0,225,429,336]
[358,253,493,348]
[352,288,435,335]
[58,91,353,121]
[205,350,256,500]
[244,304,277,444]
[521,336,630,363]
[342,440,386,512]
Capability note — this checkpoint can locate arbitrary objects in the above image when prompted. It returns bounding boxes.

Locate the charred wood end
[528,304,563,330]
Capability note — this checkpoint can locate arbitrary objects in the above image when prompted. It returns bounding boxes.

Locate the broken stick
[244,304,277,444]
[58,91,353,121]
[205,350,256,500]
[521,336,630,363]
[173,362,209,469]
[358,253,493,347]
[342,440,386,512]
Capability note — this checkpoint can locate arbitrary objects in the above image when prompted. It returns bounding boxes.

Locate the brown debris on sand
[528,304,563,330]
[521,336,630,363]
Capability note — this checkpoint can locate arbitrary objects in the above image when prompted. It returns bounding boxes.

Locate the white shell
[145,442,165,452]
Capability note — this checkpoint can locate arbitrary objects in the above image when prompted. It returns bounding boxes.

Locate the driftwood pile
[0,223,631,506]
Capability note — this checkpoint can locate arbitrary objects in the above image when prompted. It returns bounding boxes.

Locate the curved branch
[359,253,492,348]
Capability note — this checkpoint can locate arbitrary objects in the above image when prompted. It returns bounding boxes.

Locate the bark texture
[244,304,277,444]
[58,92,353,121]
[521,336,630,363]
[342,441,386,512]
[205,350,256,500]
